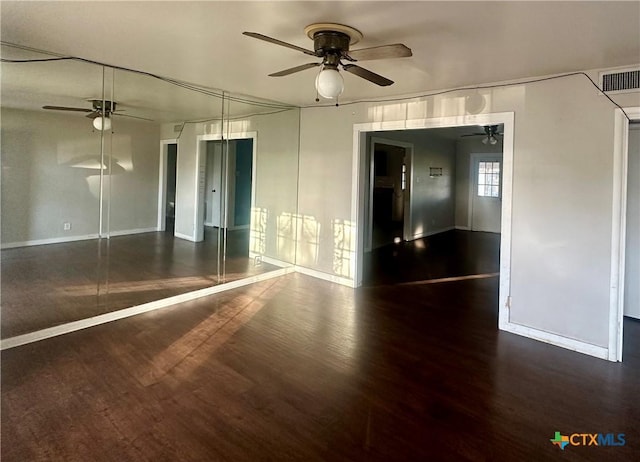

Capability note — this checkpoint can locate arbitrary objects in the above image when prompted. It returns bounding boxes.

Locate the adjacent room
[1,1,639,460]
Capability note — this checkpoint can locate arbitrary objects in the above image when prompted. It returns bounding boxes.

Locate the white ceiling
[2,1,639,111]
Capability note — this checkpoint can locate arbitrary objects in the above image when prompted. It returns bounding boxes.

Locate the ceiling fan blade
[42,105,93,113]
[113,113,155,122]
[347,44,412,62]
[269,62,321,77]
[243,32,316,56]
[342,64,394,86]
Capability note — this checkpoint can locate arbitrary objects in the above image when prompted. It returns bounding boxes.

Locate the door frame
[157,139,178,232]
[469,153,503,232]
[194,131,257,242]
[610,106,640,361]
[353,112,514,328]
[368,137,414,251]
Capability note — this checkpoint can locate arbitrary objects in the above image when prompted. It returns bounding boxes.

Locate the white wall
[455,137,504,229]
[1,108,160,246]
[105,117,162,235]
[297,70,640,352]
[625,126,640,319]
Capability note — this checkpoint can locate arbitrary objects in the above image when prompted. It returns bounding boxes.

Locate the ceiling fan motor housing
[313,31,350,66]
[91,99,116,113]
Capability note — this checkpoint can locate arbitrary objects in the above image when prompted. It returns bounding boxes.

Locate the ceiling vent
[599,67,640,94]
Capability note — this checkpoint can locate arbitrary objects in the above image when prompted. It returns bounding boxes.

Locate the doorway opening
[362,125,504,287]
[157,139,178,233]
[165,143,178,232]
[203,138,254,256]
[354,113,514,332]
[194,132,257,252]
[369,138,412,250]
[623,120,640,360]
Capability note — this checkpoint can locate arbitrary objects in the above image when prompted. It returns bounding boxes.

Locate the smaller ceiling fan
[42,99,152,130]
[461,125,503,145]
[243,23,412,100]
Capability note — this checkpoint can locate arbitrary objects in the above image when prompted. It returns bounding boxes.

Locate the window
[477,161,501,197]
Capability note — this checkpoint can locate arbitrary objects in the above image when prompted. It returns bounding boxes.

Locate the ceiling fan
[243,23,412,101]
[42,99,152,130]
[461,125,503,145]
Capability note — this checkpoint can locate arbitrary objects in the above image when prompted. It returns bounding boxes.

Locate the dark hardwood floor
[2,237,639,460]
[1,228,279,338]
[364,229,500,286]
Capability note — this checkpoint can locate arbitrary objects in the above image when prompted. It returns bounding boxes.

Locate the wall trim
[501,321,609,360]
[294,265,357,288]
[174,231,196,242]
[0,267,291,351]
[609,106,640,361]
[1,227,158,249]
[258,255,293,268]
[455,225,471,231]
[108,227,158,237]
[1,234,100,249]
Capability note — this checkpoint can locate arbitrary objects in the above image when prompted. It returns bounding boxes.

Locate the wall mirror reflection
[1,44,300,340]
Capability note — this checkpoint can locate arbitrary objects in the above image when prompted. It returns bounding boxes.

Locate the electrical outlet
[63,222,71,231]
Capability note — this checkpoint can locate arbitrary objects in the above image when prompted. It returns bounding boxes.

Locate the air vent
[599,67,640,94]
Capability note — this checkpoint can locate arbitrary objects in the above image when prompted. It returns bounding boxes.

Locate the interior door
[471,155,502,233]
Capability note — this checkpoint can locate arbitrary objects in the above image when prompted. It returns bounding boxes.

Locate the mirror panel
[1,45,300,340]
[222,93,300,280]
[97,68,225,312]
[1,46,106,336]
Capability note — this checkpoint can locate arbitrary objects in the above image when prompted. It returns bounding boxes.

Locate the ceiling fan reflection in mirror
[461,125,504,145]
[243,23,412,102]
[42,100,153,131]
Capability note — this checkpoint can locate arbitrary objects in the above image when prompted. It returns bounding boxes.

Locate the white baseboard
[0,267,291,351]
[1,233,99,249]
[108,227,158,237]
[499,321,610,361]
[258,255,293,268]
[2,228,161,249]
[411,226,455,240]
[294,265,357,288]
[174,232,196,242]
[455,226,471,231]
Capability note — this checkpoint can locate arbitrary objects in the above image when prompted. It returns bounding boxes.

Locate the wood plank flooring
[1,228,279,338]
[2,269,639,460]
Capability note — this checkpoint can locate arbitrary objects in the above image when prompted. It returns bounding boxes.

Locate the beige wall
[1,108,160,245]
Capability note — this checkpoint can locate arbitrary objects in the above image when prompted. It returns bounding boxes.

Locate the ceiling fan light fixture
[482,135,498,145]
[315,67,344,99]
[93,115,112,131]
